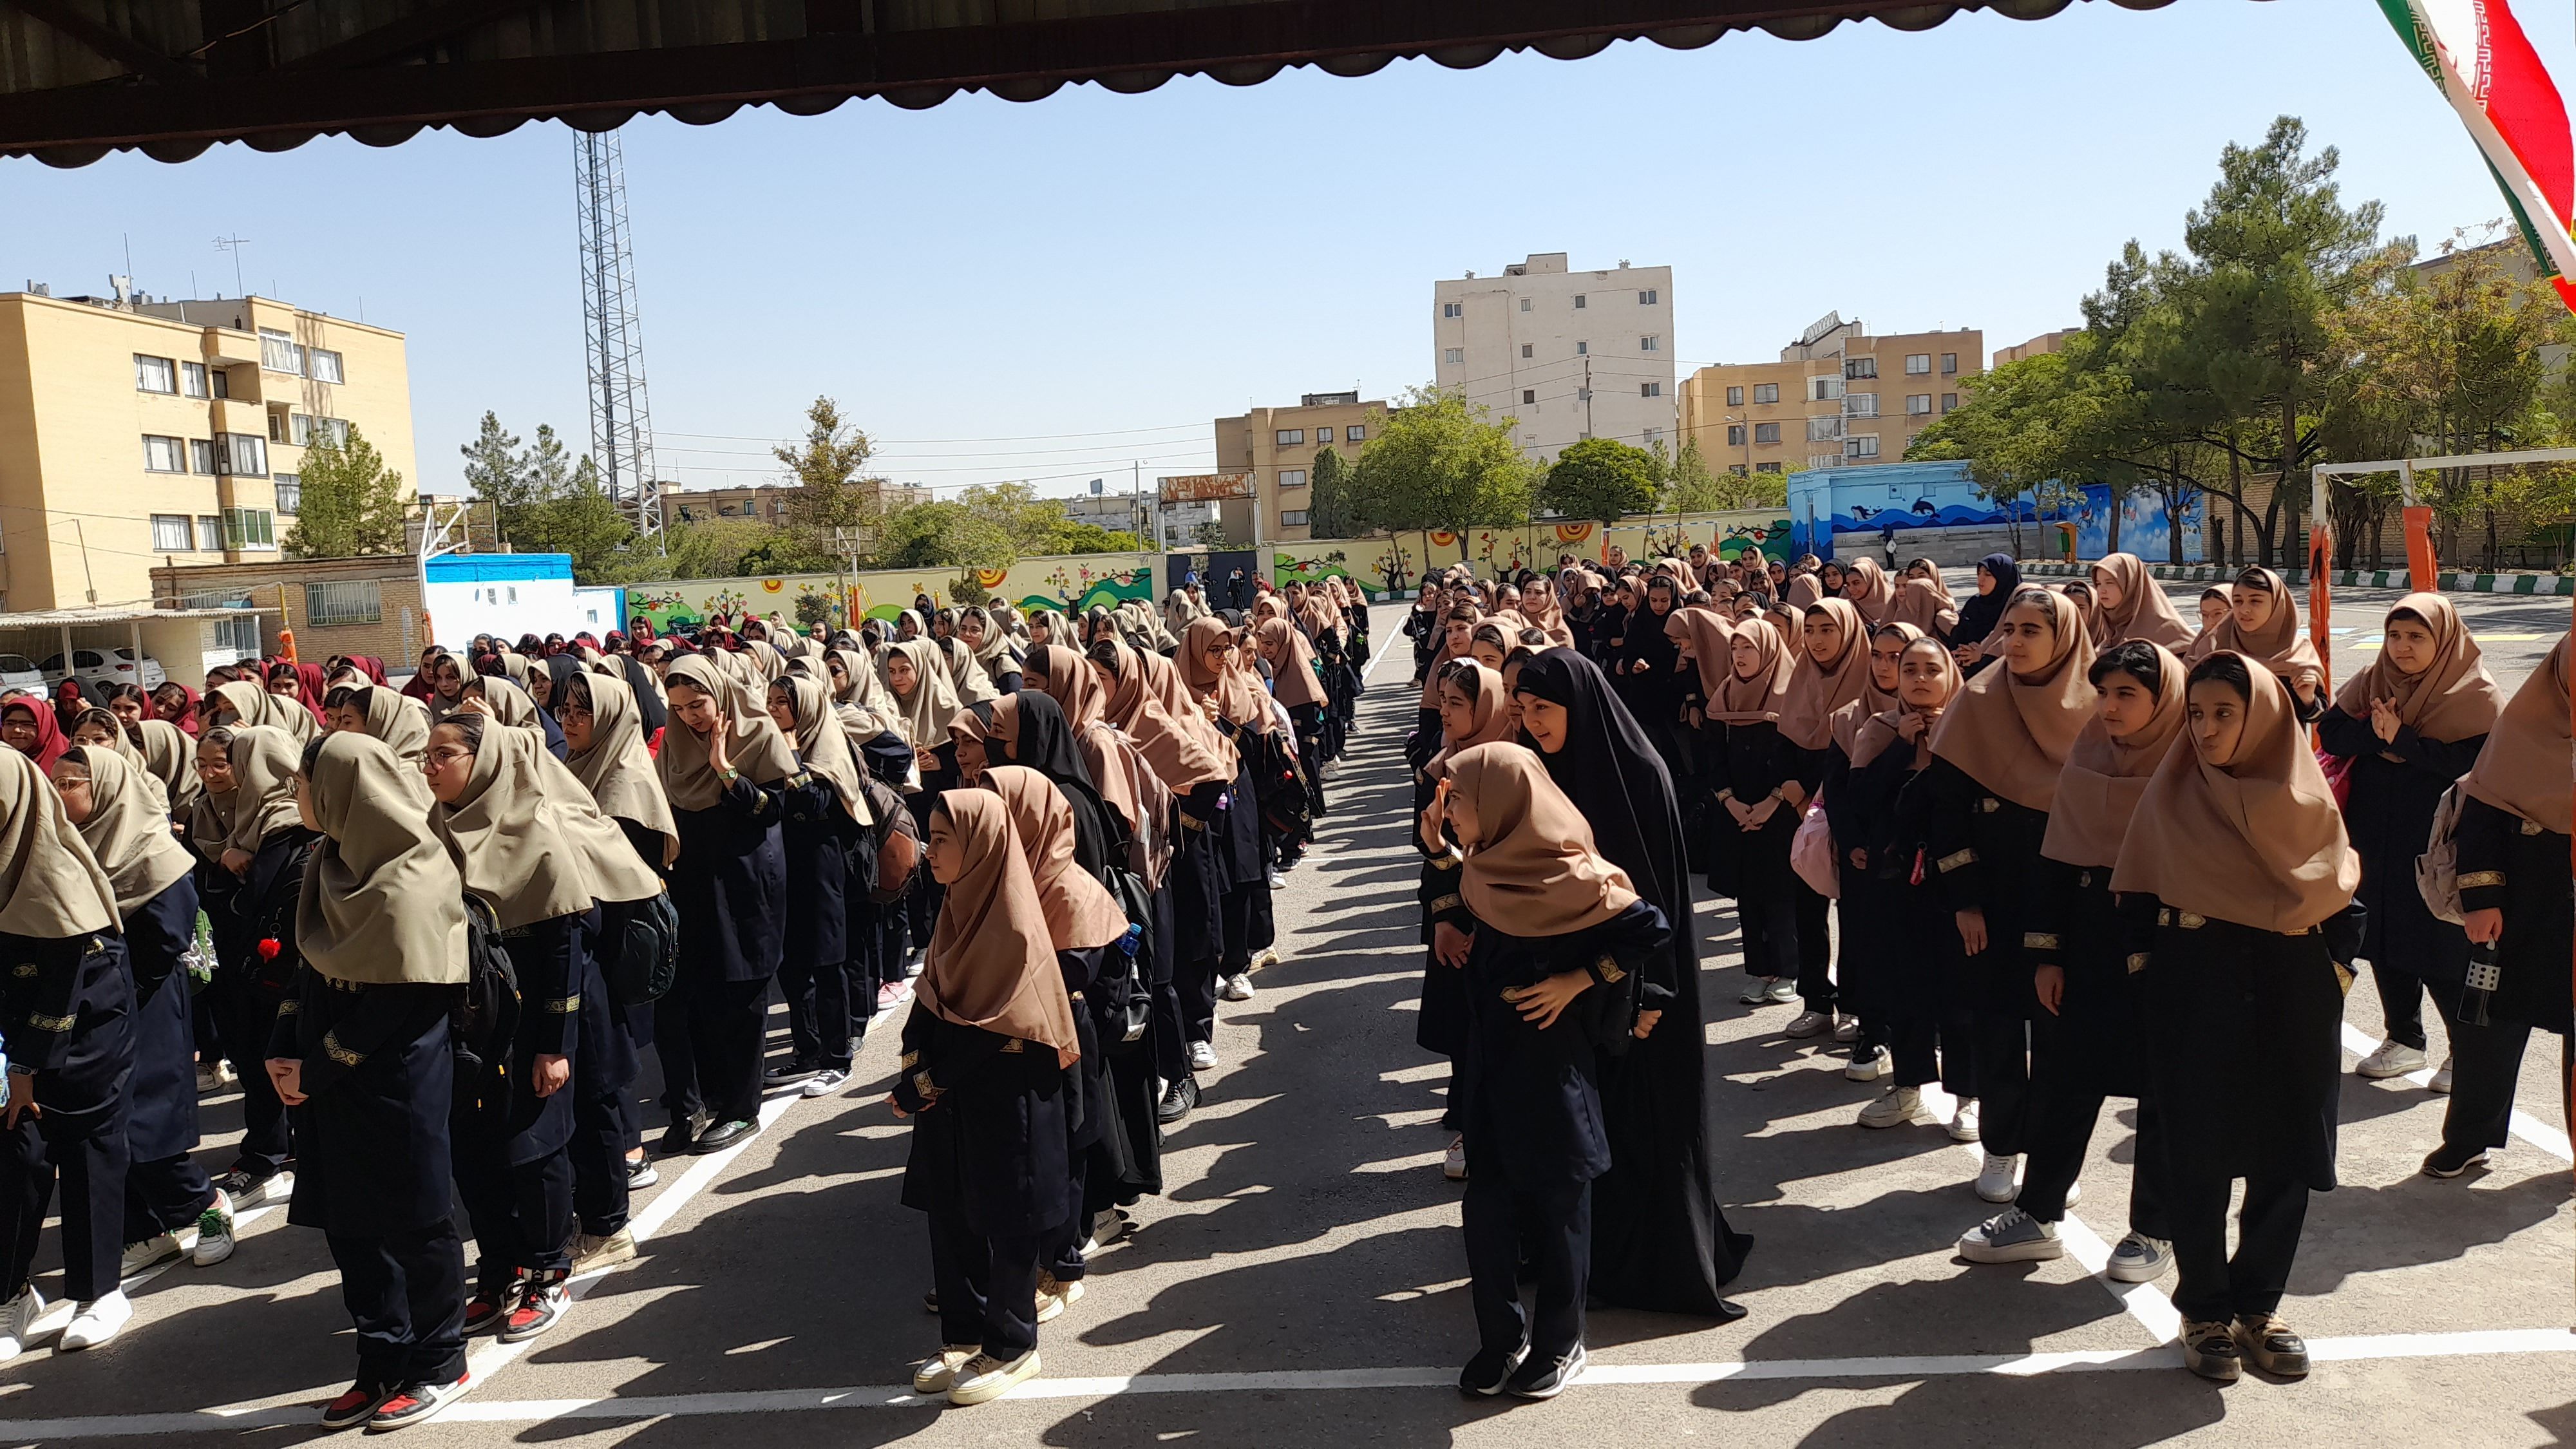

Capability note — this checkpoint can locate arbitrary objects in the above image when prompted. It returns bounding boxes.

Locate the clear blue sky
[3,0,2563,501]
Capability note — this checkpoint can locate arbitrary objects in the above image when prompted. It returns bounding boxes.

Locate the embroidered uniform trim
[2125,954,2150,974]
[323,1032,363,1067]
[1429,894,1463,914]
[2022,933,2061,951]
[2521,817,2547,836]
[1428,852,1461,872]
[1976,797,2002,813]
[545,995,580,1013]
[911,1070,936,1097]
[898,1050,918,1070]
[1595,954,1627,985]
[2457,871,2506,889]
[24,1012,71,1032]
[9,963,32,978]
[276,999,301,1015]
[1937,848,1976,873]
[999,1038,1025,1054]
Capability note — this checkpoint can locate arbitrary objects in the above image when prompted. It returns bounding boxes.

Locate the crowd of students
[1401,547,2568,1389]
[0,578,1369,1426]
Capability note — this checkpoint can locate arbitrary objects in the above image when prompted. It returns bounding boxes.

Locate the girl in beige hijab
[1024,644,1163,878]
[884,639,965,784]
[1921,587,2096,1200]
[891,788,1079,1406]
[2319,592,2503,1081]
[2088,553,2193,650]
[1256,616,1329,809]
[283,731,474,1421]
[207,677,317,746]
[326,683,431,770]
[556,670,678,871]
[1841,556,1897,625]
[1705,614,1804,1010]
[132,717,202,820]
[2192,566,2324,719]
[959,607,1023,694]
[764,672,876,1094]
[2111,652,2359,1384]
[222,726,311,873]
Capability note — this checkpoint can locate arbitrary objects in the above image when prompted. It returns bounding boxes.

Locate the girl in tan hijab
[556,670,678,872]
[2088,553,2193,650]
[131,717,201,821]
[884,639,965,790]
[1922,587,2096,1202]
[1955,639,2188,1278]
[1840,556,1897,625]
[55,747,223,1281]
[1024,644,1159,867]
[1256,616,1329,811]
[1413,656,1525,1179]
[1766,596,1876,1037]
[207,677,317,746]
[764,672,876,1095]
[893,788,1080,1407]
[325,683,431,770]
[184,727,299,1204]
[2192,566,2325,719]
[959,606,1023,695]
[2318,592,2503,1081]
[2112,652,2360,1385]
[2430,633,2571,1180]
[1812,620,1924,1080]
[1705,614,1806,1011]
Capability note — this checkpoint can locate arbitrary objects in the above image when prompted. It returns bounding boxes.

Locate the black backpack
[1102,864,1156,1043]
[451,895,520,1075]
[601,891,681,1007]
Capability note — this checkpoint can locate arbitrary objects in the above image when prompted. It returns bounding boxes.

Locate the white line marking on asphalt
[2338,1023,2573,1162]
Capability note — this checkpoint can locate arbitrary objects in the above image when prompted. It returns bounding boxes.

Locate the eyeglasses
[424,746,475,768]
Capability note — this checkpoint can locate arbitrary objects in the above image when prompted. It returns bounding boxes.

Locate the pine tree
[284,426,409,558]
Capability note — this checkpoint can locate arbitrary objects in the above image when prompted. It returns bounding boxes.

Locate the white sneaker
[120,1231,186,1278]
[947,1347,1041,1406]
[2105,1233,2173,1283]
[876,980,912,1014]
[1949,1098,1983,1143]
[1958,1207,2063,1264]
[0,1287,65,1362]
[2429,1054,2455,1094]
[2356,1039,2429,1079]
[195,1063,222,1094]
[60,1292,132,1350]
[1186,1040,1218,1072]
[1843,1046,1888,1083]
[1267,871,1287,890]
[571,1227,638,1274]
[1856,1084,1927,1128]
[1088,1208,1133,1247]
[1034,1273,1083,1323]
[1784,1010,1834,1039]
[191,1191,237,1267]
[2063,1179,2083,1209]
[1251,949,1280,972]
[1218,974,1254,1003]
[1975,1152,2022,1203]
[1443,1136,1468,1181]
[802,1068,849,1098]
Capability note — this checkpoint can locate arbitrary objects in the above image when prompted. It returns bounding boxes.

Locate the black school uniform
[455,910,595,1294]
[1847,741,1976,1095]
[273,973,464,1392]
[2318,706,2486,1052]
[575,820,660,1240]
[121,876,213,1242]
[2441,798,2573,1155]
[1215,727,1273,983]
[661,772,786,1129]
[777,773,861,1075]
[1918,757,2048,1156]
[1785,737,1837,1018]
[1045,943,1110,1285]
[1159,781,1227,1074]
[1706,717,1803,989]
[2014,861,2169,1235]
[0,930,132,1305]
[207,826,312,1184]
[896,1009,1072,1362]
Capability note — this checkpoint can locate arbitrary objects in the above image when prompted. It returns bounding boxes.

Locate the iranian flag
[2380,0,2576,312]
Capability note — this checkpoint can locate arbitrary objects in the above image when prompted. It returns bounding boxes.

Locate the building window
[1314,426,1332,444]
[1519,298,1531,312]
[267,411,285,444]
[273,475,301,513]
[1845,357,1877,379]
[214,433,269,477]
[1728,464,1748,477]
[1905,354,1932,375]
[259,329,303,374]
[151,515,194,551]
[1907,393,1933,415]
[1807,417,1844,442]
[134,354,177,393]
[190,439,216,474]
[1640,382,1662,397]
[290,413,314,446]
[1751,383,1779,404]
[1941,352,1958,375]
[304,580,382,626]
[223,507,277,551]
[1442,302,1461,319]
[1754,422,1782,445]
[1278,469,1307,489]
[1274,429,1303,446]
[1345,424,1365,443]
[142,435,185,472]
[1756,461,1783,474]
[308,348,345,384]
[1726,425,1746,446]
[1522,390,1536,404]
[180,361,209,398]
[1845,393,1879,418]
[1573,294,1586,309]
[1942,393,1960,412]
[1281,510,1309,527]
[1727,386,1744,406]
[1638,289,1658,305]
[1639,335,1659,352]
[1575,340,1587,355]
[1844,436,1881,459]
[1443,348,1463,365]
[1812,375,1844,402]
[196,516,223,551]
[318,417,350,448]
[1520,343,1533,359]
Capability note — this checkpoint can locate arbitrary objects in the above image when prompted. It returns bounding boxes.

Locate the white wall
[424,574,588,646]
[1433,255,1676,464]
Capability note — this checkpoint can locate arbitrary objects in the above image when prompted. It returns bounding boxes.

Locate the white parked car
[41,647,168,692]
[0,654,44,697]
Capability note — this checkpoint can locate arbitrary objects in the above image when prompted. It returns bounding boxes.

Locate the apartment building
[661,481,793,526]
[0,285,417,611]
[1432,253,1675,463]
[1993,329,2077,365]
[1678,312,1982,476]
[1209,391,1389,544]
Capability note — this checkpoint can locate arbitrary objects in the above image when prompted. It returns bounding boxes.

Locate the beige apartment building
[1678,313,1982,477]
[1993,329,2076,365]
[1208,392,1389,544]
[1434,253,1675,463]
[0,286,417,611]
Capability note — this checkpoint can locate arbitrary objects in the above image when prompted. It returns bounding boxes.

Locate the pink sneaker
[876,981,911,1014]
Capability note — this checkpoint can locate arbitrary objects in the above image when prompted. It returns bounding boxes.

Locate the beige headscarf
[884,639,964,748]
[773,673,871,823]
[470,674,549,739]
[827,646,904,735]
[211,678,316,746]
[61,748,195,918]
[984,765,1128,952]
[656,654,803,812]
[1779,598,1872,752]
[1849,634,1964,770]
[1928,589,2097,810]
[1137,645,1238,772]
[185,728,238,866]
[2331,592,2502,744]
[2111,654,2360,933]
[915,788,1081,1068]
[561,671,678,865]
[1093,638,1229,791]
[1256,616,1327,710]
[1889,576,1960,638]
[1710,613,1798,726]
[2191,567,2323,693]
[2459,632,2570,836]
[965,608,1019,683]
[433,719,663,929]
[0,748,117,938]
[1028,643,1144,836]
[1180,617,1270,734]
[224,726,310,855]
[1517,587,1576,649]
[134,719,201,819]
[1670,607,1736,703]
[422,652,474,724]
[2092,553,2193,650]
[937,634,1000,708]
[1832,621,1926,756]
[355,685,431,768]
[2040,641,2189,869]
[1841,557,1897,625]
[298,732,468,986]
[1425,661,1516,779]
[1448,741,1639,937]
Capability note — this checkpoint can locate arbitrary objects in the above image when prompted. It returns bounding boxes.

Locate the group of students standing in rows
[1401,548,2568,1389]
[0,571,1378,1425]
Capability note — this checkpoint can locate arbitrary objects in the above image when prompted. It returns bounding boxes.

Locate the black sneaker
[691,1118,757,1155]
[761,1060,819,1090]
[2233,1314,2308,1378]
[1457,1340,1528,1397]
[365,1372,469,1432]
[498,1273,568,1343]
[319,1383,395,1429]
[460,1284,512,1336]
[1156,1075,1198,1125]
[1505,1342,1585,1400]
[2180,1320,2241,1383]
[2421,1142,2492,1179]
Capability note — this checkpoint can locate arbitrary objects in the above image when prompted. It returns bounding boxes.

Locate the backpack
[1102,864,1157,1043]
[601,890,680,1006]
[451,895,520,1075]
[861,777,922,905]
[2413,781,2470,925]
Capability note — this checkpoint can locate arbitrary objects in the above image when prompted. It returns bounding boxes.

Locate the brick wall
[151,558,426,667]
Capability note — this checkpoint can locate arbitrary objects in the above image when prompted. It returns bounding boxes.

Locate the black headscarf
[1509,646,1750,1316]
[1949,552,2022,651]
[542,652,583,706]
[1001,690,1116,876]
[616,655,667,735]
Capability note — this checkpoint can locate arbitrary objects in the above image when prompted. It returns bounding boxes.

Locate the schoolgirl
[763,673,874,1095]
[1702,614,1803,1010]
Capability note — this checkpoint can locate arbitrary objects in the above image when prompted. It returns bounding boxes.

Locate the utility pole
[1582,355,1595,441]
[212,236,249,298]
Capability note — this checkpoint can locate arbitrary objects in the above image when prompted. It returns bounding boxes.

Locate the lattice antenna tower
[576,128,661,536]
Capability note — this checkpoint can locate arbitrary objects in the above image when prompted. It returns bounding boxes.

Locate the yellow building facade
[1678,315,1982,478]
[1209,392,1390,544]
[0,289,417,611]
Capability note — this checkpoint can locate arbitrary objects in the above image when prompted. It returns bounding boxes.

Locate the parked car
[41,647,168,692]
[0,654,44,697]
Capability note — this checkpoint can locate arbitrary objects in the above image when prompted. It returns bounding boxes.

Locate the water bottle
[1117,922,1144,958]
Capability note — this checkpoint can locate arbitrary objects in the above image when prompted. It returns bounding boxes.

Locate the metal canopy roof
[0,0,2172,167]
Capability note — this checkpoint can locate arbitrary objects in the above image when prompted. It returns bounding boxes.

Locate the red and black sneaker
[365,1372,469,1433]
[319,1383,395,1430]
[460,1282,513,1336]
[497,1273,569,1343]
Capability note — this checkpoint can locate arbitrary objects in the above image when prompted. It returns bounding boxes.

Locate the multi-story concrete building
[1993,329,2076,365]
[1432,252,1674,464]
[1208,391,1389,544]
[0,285,417,611]
[1678,313,1982,477]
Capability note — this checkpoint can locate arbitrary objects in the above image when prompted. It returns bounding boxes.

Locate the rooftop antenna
[212,235,248,298]
[575,127,661,539]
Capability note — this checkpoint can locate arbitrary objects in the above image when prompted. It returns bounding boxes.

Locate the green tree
[510,457,636,580]
[775,396,881,557]
[1540,437,1660,524]
[1662,437,1789,511]
[1189,519,1229,549]
[458,412,529,549]
[878,500,1016,570]
[1308,445,1358,538]
[1347,386,1534,561]
[283,426,409,558]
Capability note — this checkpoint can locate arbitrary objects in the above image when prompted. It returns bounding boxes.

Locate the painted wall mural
[624,553,1157,630]
[1785,461,2204,564]
[1267,511,1795,600]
